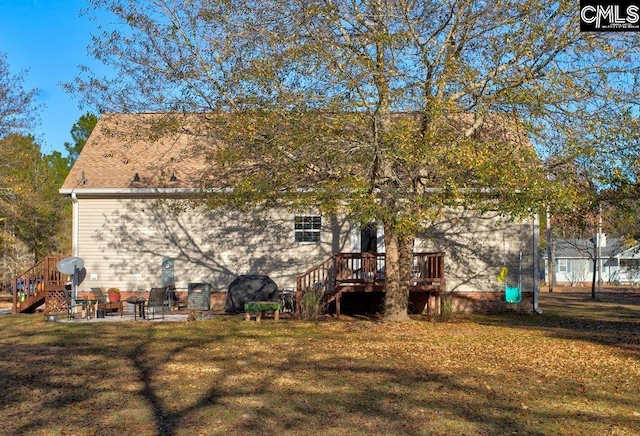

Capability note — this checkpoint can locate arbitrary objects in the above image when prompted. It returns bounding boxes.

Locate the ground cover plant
[0,291,638,436]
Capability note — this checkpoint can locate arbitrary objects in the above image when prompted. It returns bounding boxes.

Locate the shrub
[300,282,325,320]
[440,291,454,321]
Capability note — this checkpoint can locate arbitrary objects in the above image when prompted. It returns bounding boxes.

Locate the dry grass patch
[0,292,638,435]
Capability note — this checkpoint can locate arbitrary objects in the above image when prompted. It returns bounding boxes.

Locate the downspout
[532,214,542,314]
[71,192,79,302]
[71,192,79,257]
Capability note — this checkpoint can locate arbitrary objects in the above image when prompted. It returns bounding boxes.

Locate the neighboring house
[549,238,640,285]
[611,244,640,284]
[58,113,539,313]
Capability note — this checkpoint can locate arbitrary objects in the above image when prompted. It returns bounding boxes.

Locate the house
[548,237,640,285]
[612,244,640,284]
[53,113,540,314]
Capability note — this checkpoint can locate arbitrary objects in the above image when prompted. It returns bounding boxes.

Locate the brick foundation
[210,292,226,311]
[448,291,534,313]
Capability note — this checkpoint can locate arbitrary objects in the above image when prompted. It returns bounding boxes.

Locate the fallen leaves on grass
[0,293,638,435]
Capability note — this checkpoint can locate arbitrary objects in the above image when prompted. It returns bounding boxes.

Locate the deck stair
[295,252,445,317]
[12,256,66,314]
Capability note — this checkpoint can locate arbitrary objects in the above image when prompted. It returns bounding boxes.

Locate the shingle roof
[61,111,534,192]
[554,238,626,259]
[61,113,215,191]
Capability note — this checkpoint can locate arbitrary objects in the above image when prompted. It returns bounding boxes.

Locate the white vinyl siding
[413,210,535,294]
[73,198,535,296]
[75,198,350,293]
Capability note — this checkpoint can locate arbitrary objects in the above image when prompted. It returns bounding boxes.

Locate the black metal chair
[146,287,168,320]
[64,288,91,320]
[91,287,109,318]
[63,288,73,320]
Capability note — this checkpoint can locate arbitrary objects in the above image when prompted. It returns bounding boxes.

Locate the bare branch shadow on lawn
[232,349,621,436]
[1,317,638,435]
[124,327,225,436]
[0,322,249,436]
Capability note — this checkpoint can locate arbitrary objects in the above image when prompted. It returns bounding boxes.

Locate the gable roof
[60,113,214,193]
[615,244,640,259]
[554,238,626,259]
[60,111,535,195]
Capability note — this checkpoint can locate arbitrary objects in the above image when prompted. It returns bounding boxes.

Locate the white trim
[71,193,79,258]
[377,223,385,253]
[59,187,223,196]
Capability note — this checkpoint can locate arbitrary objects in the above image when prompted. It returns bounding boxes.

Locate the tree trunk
[382,222,411,322]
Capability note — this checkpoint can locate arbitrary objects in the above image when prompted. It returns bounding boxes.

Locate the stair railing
[295,252,446,317]
[12,256,66,314]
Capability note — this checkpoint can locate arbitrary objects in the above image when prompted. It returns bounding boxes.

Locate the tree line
[0,51,96,288]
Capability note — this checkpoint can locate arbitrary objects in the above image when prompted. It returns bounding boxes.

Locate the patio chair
[63,288,73,320]
[91,287,108,318]
[64,288,90,320]
[146,287,168,320]
[104,288,124,317]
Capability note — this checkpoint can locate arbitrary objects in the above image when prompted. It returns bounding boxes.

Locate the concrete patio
[55,311,191,323]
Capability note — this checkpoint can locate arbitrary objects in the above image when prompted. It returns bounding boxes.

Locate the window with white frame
[557,259,569,273]
[294,215,321,243]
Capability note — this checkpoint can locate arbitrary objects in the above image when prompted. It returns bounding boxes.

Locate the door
[361,223,377,253]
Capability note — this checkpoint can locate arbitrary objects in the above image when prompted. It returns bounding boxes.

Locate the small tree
[569,260,589,286]
[64,112,98,167]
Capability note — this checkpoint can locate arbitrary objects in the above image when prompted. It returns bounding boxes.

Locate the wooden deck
[12,256,67,314]
[295,252,445,317]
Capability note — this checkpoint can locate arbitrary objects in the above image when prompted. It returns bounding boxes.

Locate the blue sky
[0,0,103,155]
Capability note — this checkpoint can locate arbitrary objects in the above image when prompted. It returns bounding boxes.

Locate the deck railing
[12,256,66,314]
[295,252,446,317]
[411,252,446,289]
[296,252,446,296]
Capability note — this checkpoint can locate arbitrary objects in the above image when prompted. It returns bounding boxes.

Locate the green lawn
[0,291,638,436]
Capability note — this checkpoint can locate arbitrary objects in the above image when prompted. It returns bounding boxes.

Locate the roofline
[59,187,232,197]
[614,244,640,258]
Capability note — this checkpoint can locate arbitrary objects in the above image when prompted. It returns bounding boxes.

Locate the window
[621,258,640,268]
[294,216,321,242]
[557,259,569,273]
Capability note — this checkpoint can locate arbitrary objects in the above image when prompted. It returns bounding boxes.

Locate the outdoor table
[74,298,98,320]
[244,301,280,322]
[125,297,147,320]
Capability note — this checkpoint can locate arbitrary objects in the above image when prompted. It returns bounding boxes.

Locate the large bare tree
[71,0,640,320]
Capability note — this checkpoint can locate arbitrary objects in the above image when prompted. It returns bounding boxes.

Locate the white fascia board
[616,244,640,259]
[58,187,231,197]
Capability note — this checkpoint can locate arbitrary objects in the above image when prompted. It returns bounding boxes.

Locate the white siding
[415,211,535,293]
[74,198,534,295]
[76,198,351,293]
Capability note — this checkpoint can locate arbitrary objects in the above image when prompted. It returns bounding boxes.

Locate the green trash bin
[187,283,211,310]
